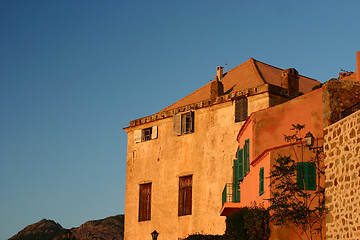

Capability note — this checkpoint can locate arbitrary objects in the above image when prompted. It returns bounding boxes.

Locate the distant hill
[9,214,124,240]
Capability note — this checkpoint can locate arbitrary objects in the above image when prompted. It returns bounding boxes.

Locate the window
[134,126,158,143]
[259,167,264,195]
[235,98,248,122]
[297,162,316,190]
[179,176,192,216]
[173,112,194,135]
[143,128,152,141]
[139,183,151,221]
[244,139,250,175]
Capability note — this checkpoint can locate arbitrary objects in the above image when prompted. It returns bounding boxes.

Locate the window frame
[142,127,152,141]
[173,111,194,136]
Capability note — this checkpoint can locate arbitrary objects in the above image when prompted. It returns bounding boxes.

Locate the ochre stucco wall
[324,109,360,240]
[124,90,283,240]
[125,101,242,240]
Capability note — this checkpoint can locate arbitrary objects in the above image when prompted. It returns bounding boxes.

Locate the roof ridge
[158,58,256,113]
[251,58,267,84]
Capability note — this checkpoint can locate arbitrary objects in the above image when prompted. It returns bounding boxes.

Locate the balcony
[341,101,360,119]
[220,183,242,216]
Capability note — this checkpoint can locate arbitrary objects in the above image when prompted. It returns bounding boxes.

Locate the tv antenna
[225,60,228,73]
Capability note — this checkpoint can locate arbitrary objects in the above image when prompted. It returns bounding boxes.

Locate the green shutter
[259,167,264,195]
[307,163,317,190]
[238,149,244,180]
[244,139,250,175]
[297,162,305,190]
[233,159,240,203]
[233,159,238,202]
[297,162,317,190]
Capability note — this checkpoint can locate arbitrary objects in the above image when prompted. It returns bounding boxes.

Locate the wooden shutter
[233,159,238,202]
[173,114,182,135]
[134,130,142,143]
[307,162,317,190]
[244,139,250,174]
[237,149,244,180]
[179,176,192,216]
[259,167,264,195]
[297,163,305,190]
[151,126,158,139]
[185,186,192,215]
[139,183,151,221]
[235,98,248,122]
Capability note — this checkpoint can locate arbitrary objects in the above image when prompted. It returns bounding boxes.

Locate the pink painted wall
[251,88,323,160]
[235,89,325,239]
[236,89,324,207]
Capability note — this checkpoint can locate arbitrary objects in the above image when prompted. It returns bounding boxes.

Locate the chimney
[281,68,299,97]
[210,76,224,101]
[357,51,360,82]
[217,66,224,80]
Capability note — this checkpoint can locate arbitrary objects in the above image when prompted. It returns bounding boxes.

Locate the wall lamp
[305,132,323,150]
[151,230,159,240]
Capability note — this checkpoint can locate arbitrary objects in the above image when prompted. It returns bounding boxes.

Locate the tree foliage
[268,124,325,240]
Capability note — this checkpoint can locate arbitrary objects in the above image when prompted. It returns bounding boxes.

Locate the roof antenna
[225,60,228,73]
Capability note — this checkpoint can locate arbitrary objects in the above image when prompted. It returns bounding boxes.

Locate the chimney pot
[217,66,224,80]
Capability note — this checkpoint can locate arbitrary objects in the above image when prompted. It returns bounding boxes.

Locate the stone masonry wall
[322,79,360,127]
[324,109,360,239]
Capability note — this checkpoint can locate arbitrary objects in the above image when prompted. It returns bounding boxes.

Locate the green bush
[226,206,270,240]
[184,206,270,240]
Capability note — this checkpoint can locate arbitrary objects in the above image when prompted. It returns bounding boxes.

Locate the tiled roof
[159,58,320,113]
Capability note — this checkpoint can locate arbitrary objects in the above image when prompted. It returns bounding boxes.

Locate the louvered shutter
[185,186,192,215]
[244,139,250,174]
[235,98,248,122]
[307,163,317,190]
[173,114,182,135]
[297,163,305,190]
[134,130,142,143]
[139,183,151,221]
[259,167,264,195]
[233,159,238,202]
[179,176,192,216]
[238,149,244,180]
[178,183,184,216]
[151,126,158,139]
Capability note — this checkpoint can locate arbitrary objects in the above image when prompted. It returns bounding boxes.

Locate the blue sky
[0,0,359,239]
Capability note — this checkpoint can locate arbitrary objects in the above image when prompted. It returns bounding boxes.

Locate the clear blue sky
[0,0,359,239]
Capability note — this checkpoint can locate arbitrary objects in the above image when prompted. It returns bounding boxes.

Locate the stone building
[123,58,319,240]
[323,51,360,240]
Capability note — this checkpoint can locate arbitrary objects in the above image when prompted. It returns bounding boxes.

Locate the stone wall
[324,109,360,239]
[322,79,360,127]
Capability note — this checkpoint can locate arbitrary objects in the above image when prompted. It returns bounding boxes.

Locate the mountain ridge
[9,214,124,240]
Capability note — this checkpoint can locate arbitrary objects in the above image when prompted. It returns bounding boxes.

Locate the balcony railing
[341,101,360,119]
[222,183,234,206]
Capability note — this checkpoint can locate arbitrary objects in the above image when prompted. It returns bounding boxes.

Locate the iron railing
[222,183,234,206]
[341,101,360,119]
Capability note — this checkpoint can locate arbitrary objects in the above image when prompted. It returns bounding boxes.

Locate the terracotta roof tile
[159,58,320,112]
